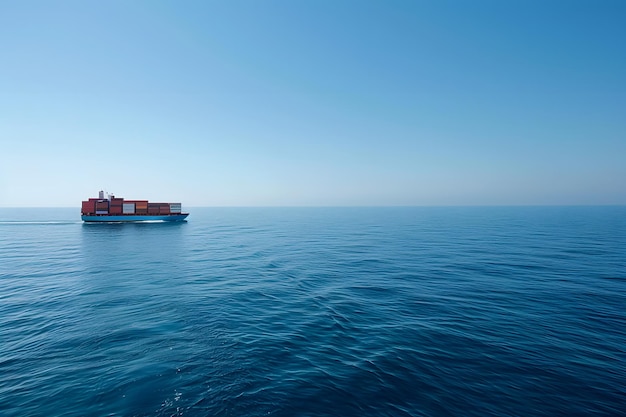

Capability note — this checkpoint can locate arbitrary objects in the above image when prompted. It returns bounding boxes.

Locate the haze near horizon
[1,1,624,207]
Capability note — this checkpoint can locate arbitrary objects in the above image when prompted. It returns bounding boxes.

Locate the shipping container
[82,201,95,214]
[122,203,135,214]
[81,191,189,222]
[82,192,188,222]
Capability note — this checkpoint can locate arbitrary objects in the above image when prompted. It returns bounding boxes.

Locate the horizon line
[2,204,625,209]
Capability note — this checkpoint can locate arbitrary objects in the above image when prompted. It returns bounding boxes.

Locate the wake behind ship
[81,191,189,222]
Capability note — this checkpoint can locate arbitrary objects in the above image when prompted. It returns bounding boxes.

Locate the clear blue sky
[1,0,624,207]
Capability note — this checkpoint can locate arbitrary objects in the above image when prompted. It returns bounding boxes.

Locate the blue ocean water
[1,206,625,417]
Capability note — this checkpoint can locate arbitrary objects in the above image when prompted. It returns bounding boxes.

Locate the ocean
[1,206,625,417]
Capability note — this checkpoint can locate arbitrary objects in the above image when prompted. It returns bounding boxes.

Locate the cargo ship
[81,191,189,222]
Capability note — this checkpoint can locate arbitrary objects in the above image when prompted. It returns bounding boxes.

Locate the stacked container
[159,203,171,214]
[147,203,160,215]
[82,200,95,214]
[109,197,123,214]
[95,200,109,214]
[122,203,135,214]
[132,201,148,214]
[82,194,184,217]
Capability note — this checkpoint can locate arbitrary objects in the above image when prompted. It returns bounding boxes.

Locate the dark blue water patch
[0,207,625,416]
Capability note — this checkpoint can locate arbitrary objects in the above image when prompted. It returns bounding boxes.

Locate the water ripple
[0,207,625,416]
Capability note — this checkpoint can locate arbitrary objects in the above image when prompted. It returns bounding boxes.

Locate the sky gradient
[1,0,625,207]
